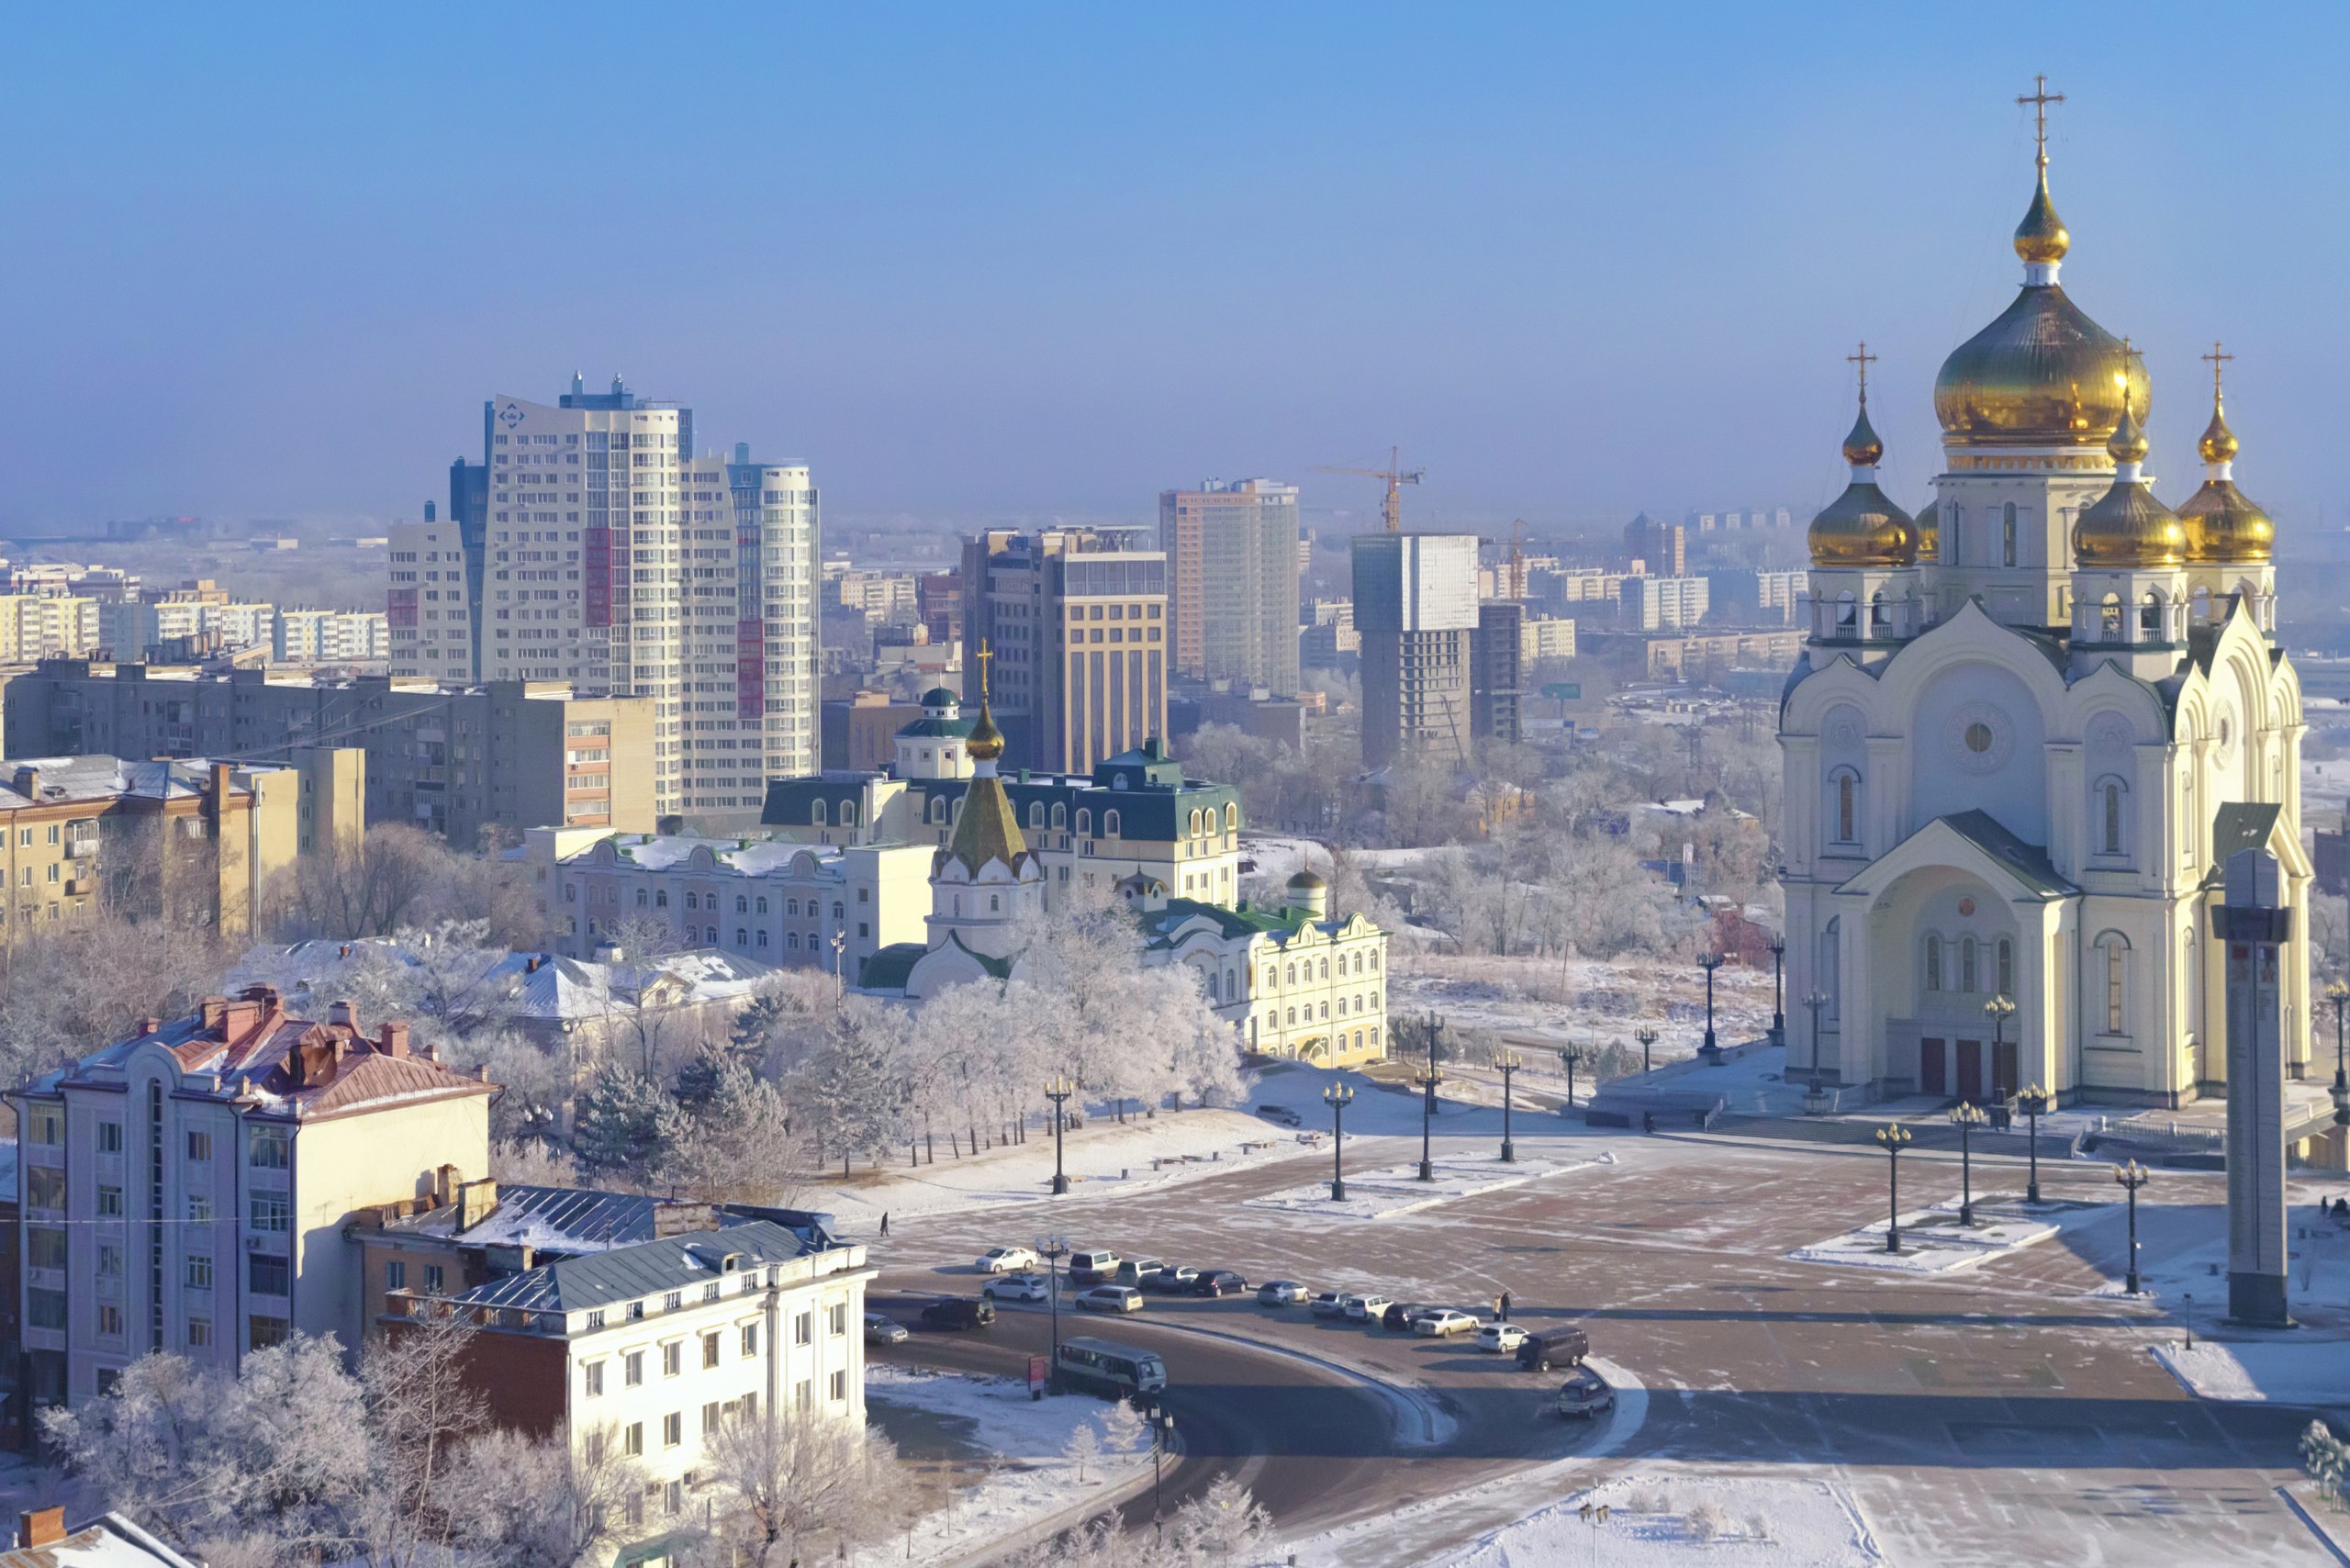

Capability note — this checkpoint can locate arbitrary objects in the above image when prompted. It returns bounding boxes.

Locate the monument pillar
[2211,847,2292,1327]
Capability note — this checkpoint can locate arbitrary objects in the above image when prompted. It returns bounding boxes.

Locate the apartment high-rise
[390,378,819,822]
[960,528,1167,774]
[1351,534,1479,768]
[1158,478,1301,694]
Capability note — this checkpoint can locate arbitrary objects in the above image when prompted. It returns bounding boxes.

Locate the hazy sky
[4,4,2346,537]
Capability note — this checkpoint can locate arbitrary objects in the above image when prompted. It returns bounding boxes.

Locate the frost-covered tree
[696,1406,902,1565]
[439,1425,644,1568]
[1061,1419,1102,1483]
[658,1056,807,1206]
[792,998,908,1170]
[572,1065,676,1176]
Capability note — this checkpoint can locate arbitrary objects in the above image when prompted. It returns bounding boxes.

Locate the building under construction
[1350,533,1482,769]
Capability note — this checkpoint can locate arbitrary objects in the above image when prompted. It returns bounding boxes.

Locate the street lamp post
[1558,1045,1585,1109]
[1697,951,1724,1056]
[1578,1501,1610,1568]
[1035,1233,1068,1393]
[1416,1015,1444,1182]
[1982,992,2017,1093]
[2113,1159,2150,1294]
[1043,1075,1075,1195]
[2328,978,2350,1127]
[2018,1081,2049,1205]
[1874,1123,1913,1251]
[2183,1292,2195,1349]
[1948,1101,1986,1226]
[1497,1050,1522,1163]
[1801,991,1831,1113]
[1635,1025,1659,1078]
[1768,935,1787,1047]
[1149,1401,1176,1540]
[1323,1081,1353,1201]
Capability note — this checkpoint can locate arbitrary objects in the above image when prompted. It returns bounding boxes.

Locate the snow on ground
[1785,1196,2095,1276]
[1280,1466,1883,1568]
[1242,1148,1613,1221]
[2151,1340,2350,1406]
[1389,951,1779,1064]
[856,1365,1150,1567]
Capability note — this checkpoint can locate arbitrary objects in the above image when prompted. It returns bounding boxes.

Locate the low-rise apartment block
[1618,574,1710,632]
[274,609,390,665]
[12,986,495,1411]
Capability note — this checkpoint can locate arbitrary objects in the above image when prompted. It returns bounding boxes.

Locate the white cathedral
[1780,115,2309,1110]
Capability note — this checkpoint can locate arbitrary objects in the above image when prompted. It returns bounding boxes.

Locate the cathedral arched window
[2097,932,2131,1035]
[2095,776,2130,857]
[2139,591,2163,638]
[1960,936,1979,993]
[735,895,748,913]
[929,797,946,824]
[685,891,699,911]
[1189,808,1203,837]
[2001,502,2019,567]
[1924,935,1943,992]
[1829,768,1861,846]
[2100,594,2123,641]
[990,894,1000,913]
[2192,585,2211,623]
[1869,591,1888,633]
[1835,591,1857,632]
[1996,936,2014,999]
[841,801,857,828]
[755,897,767,914]
[1029,802,1046,829]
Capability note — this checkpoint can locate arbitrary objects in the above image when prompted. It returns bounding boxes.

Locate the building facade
[387,520,478,682]
[959,529,1169,773]
[1781,122,2306,1109]
[1352,533,1479,768]
[13,987,493,1411]
[1618,575,1710,632]
[1158,478,1302,695]
[274,609,390,665]
[1133,869,1388,1066]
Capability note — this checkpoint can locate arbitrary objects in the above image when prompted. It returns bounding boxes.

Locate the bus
[1055,1337,1168,1401]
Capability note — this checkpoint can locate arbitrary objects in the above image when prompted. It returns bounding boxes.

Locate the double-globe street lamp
[1874,1123,1913,1253]
[1697,950,1725,1057]
[2113,1159,2151,1295]
[2017,1079,2051,1206]
[1323,1081,1354,1202]
[1768,935,1787,1047]
[1416,1014,1444,1182]
[1635,1026,1659,1078]
[1035,1232,1069,1394]
[2328,977,2350,1127]
[1801,991,1832,1114]
[1497,1049,1523,1163]
[1558,1045,1585,1109]
[1043,1075,1076,1195]
[1148,1398,1178,1540]
[1949,1101,1986,1227]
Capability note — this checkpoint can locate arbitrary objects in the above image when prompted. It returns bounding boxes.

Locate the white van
[1069,1250,1122,1284]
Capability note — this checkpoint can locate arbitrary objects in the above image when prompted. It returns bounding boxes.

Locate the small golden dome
[2199,401,2239,465]
[1915,499,1940,560]
[2014,168,2070,265]
[2074,478,2187,569]
[965,702,1003,762]
[1809,480,1917,569]
[2107,395,2149,465]
[2177,479,2274,564]
[1842,403,1885,467]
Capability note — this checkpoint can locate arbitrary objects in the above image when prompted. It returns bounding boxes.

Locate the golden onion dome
[1841,403,1885,467]
[1809,480,1917,569]
[965,701,1003,762]
[2073,483,2186,568]
[2106,395,2149,465]
[1915,498,1940,560]
[1933,168,2150,449]
[2198,401,2240,465]
[2177,479,2274,564]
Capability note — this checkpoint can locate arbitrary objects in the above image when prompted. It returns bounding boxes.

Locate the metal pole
[1769,936,1786,1046]
[1326,1082,1351,1202]
[1498,1052,1519,1163]
[1698,952,1722,1054]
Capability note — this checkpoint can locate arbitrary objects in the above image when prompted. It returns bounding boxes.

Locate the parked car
[1414,1308,1480,1338]
[1555,1369,1616,1420]
[1068,1250,1122,1286]
[1309,1292,1348,1317]
[919,1297,996,1331]
[1114,1258,1169,1289]
[1145,1265,1200,1294]
[1381,1303,1441,1332]
[863,1312,910,1345]
[1256,1104,1304,1127]
[983,1272,1051,1304]
[1516,1327,1590,1372]
[1476,1323,1529,1355]
[1190,1270,1248,1297]
[977,1246,1039,1274]
[1257,1280,1310,1305]
[1341,1294,1394,1323]
[1076,1285,1144,1314]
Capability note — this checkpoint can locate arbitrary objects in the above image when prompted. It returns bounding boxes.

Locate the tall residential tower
[1158,478,1301,695]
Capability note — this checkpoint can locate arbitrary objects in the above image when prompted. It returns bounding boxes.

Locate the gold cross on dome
[1846,341,1878,402]
[2019,73,2065,168]
[2202,341,2234,401]
[975,638,993,700]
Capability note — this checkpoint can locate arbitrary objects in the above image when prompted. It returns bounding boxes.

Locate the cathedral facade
[1779,115,2308,1109]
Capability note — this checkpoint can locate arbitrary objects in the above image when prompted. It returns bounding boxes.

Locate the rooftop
[445,1220,816,1316]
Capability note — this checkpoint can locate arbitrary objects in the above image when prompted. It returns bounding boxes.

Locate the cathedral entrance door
[1920,1038,1947,1096]
[1956,1039,1984,1103]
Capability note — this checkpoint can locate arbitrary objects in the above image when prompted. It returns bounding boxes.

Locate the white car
[978,1246,1039,1274]
[983,1272,1051,1304]
[1476,1323,1528,1355]
[1413,1308,1480,1338]
[1341,1294,1393,1323]
[1076,1285,1144,1314]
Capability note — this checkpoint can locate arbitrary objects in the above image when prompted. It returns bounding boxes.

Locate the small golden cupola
[2071,392,2188,567]
[1807,350,1918,569]
[2175,343,2275,565]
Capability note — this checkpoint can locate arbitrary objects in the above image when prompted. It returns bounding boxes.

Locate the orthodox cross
[976,639,993,700]
[1847,342,1878,403]
[2202,341,2234,402]
[2018,74,2064,167]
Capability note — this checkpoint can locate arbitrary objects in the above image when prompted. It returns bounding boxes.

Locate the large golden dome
[2176,398,2274,564]
[2073,403,2186,568]
[1933,167,2150,448]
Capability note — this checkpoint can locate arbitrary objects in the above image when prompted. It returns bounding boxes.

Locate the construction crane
[1508,518,1528,600]
[1315,446,1424,533]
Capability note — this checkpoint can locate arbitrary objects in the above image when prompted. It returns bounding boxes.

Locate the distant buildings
[1471,601,1524,745]
[1618,575,1710,632]
[106,582,275,663]
[274,608,390,664]
[1622,513,1685,576]
[1351,533,1479,767]
[12,986,494,1411]
[1159,478,1302,696]
[959,528,1169,774]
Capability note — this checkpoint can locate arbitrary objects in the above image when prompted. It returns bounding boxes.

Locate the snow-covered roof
[386,1182,741,1255]
[0,1511,202,1567]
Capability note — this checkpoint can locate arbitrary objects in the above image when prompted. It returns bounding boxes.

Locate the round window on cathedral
[2219,716,2233,750]
[1964,722,1994,755]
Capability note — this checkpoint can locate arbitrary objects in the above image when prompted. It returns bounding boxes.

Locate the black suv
[919,1297,996,1331]
[1189,1270,1248,1297]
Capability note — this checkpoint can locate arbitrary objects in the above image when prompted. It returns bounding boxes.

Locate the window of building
[2098,777,2129,857]
[185,1129,211,1162]
[1960,936,1979,993]
[624,1422,643,1457]
[96,1120,123,1154]
[794,1311,812,1346]
[185,1255,213,1290]
[702,1400,722,1436]
[2098,933,2130,1034]
[663,1411,683,1447]
[386,1260,406,1291]
[28,1106,60,1145]
[250,1127,289,1170]
[741,1323,758,1357]
[702,1331,722,1368]
[663,1341,682,1377]
[625,1350,644,1386]
[248,1254,291,1295]
[2001,501,2019,567]
[250,1193,289,1233]
[186,1193,212,1223]
[830,1302,848,1336]
[795,1380,812,1413]
[249,1316,289,1351]
[1924,935,1942,992]
[96,1184,123,1218]
[96,1304,123,1336]
[830,1369,847,1403]
[424,1264,443,1293]
[187,1317,212,1349]
[1830,768,1860,846]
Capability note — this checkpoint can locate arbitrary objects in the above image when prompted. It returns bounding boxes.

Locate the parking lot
[869,1105,2341,1565]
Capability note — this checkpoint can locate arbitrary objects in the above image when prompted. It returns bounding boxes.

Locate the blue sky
[2,4,2345,535]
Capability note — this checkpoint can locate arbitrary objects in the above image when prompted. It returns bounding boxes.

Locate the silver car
[1076,1285,1144,1314]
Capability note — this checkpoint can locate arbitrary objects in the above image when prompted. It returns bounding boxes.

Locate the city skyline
[3,7,2346,535]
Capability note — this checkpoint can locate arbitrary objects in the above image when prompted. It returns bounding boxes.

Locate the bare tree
[697,1406,903,1566]
[359,1310,492,1566]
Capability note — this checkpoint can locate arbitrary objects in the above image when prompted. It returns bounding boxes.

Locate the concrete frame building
[1351,533,1479,768]
[960,529,1168,774]
[1158,478,1301,695]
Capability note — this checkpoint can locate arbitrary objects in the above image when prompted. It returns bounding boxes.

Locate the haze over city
[6,4,2349,531]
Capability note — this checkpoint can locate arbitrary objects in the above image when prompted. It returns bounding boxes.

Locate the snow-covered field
[1786,1196,2093,1276]
[1389,951,1780,1062]
[1241,1149,1612,1221]
[857,1365,1152,1566]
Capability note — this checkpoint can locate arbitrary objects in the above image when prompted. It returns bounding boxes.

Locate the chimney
[10,767,37,800]
[210,760,233,812]
[379,1021,410,1058]
[199,995,229,1031]
[455,1178,500,1233]
[328,1000,358,1030]
[435,1164,460,1206]
[140,1015,162,1037]
[17,1507,65,1549]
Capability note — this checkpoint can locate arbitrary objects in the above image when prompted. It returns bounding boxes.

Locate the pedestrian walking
[1500,1291,1511,1322]
[880,1212,890,1238]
